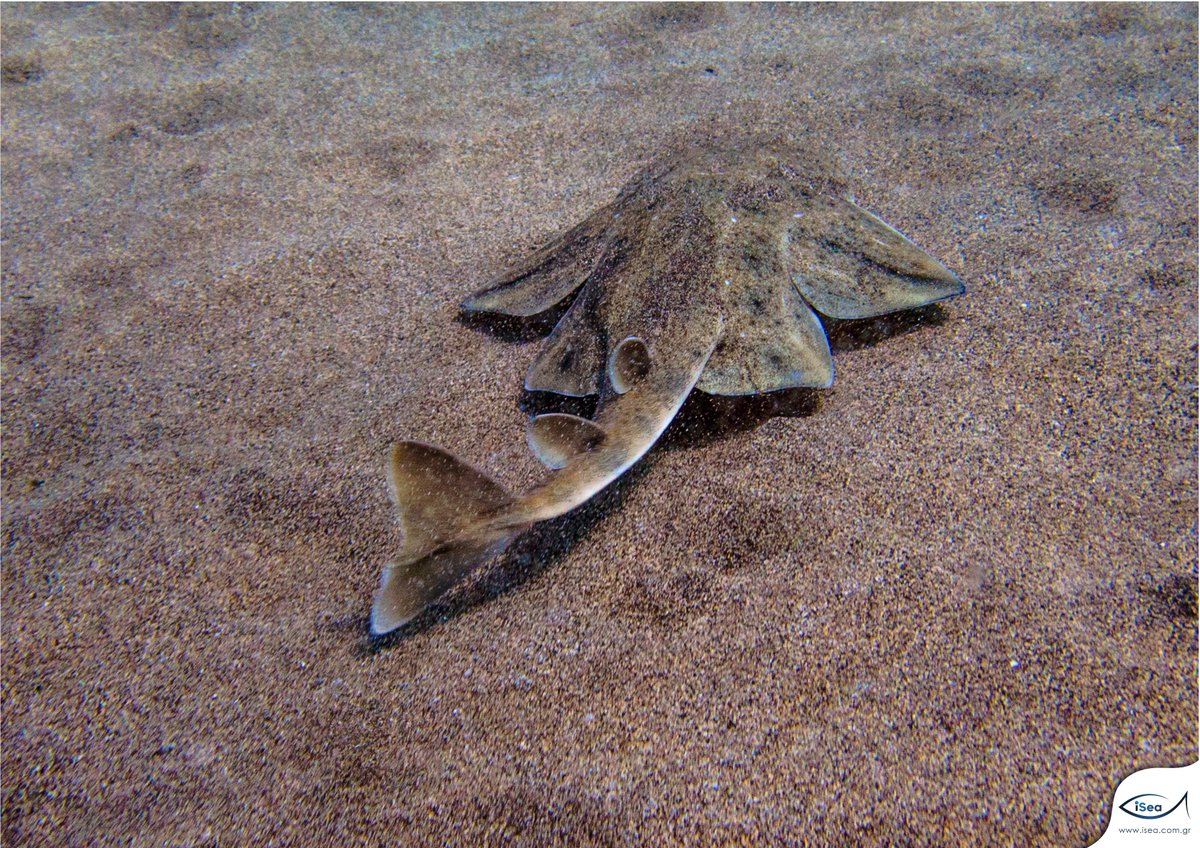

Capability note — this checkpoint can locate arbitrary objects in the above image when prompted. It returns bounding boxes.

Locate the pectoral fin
[784,196,964,320]
[527,413,607,469]
[462,212,610,317]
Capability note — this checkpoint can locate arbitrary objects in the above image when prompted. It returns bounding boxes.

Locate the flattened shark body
[370,137,964,636]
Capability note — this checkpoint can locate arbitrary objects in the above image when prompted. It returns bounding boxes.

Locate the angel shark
[370,137,964,636]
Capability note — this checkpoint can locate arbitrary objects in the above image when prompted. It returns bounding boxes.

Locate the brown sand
[2,4,1196,846]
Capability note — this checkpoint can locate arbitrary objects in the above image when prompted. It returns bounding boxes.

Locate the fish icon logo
[1117,792,1190,820]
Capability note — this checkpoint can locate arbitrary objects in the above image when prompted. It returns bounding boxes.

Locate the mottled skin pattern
[370,137,964,636]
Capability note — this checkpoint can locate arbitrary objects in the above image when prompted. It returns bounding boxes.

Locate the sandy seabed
[2,4,1196,846]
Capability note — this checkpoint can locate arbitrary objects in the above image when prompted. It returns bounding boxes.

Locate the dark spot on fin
[698,279,833,395]
[527,413,607,469]
[608,336,652,394]
[524,283,603,397]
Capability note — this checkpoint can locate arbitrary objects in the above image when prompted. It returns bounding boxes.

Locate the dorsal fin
[527,413,607,469]
[607,336,652,394]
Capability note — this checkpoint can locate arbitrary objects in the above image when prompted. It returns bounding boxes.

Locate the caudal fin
[370,442,516,636]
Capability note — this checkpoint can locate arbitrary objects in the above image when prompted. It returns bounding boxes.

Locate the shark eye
[608,336,651,393]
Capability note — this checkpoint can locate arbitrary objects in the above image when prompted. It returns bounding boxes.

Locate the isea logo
[1117,792,1190,820]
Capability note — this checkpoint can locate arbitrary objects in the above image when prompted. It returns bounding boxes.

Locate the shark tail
[370,441,519,636]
